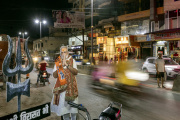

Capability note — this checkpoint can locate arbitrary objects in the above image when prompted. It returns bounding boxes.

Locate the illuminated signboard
[96,36,108,44]
[115,36,129,45]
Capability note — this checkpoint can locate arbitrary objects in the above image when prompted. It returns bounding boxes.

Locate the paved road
[1,67,180,120]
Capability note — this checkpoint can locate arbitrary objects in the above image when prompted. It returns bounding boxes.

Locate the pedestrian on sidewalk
[51,46,78,120]
[155,52,165,88]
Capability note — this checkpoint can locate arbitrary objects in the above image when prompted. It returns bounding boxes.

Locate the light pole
[19,31,28,56]
[91,0,94,64]
[35,19,47,39]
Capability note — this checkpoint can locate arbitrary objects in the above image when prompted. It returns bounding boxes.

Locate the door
[142,48,151,60]
[157,46,164,55]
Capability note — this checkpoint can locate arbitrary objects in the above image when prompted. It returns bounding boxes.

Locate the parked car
[142,57,180,79]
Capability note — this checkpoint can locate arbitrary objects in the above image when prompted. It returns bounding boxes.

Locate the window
[148,59,155,64]
[41,43,43,48]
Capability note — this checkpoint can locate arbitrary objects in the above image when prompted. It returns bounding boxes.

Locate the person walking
[51,46,78,120]
[155,52,165,88]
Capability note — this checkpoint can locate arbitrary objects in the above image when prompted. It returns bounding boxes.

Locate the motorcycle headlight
[33,57,38,62]
[125,71,149,81]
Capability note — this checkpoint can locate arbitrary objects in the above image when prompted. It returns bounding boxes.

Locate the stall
[114,35,140,61]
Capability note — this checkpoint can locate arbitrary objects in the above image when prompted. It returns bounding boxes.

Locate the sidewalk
[0,68,61,120]
[141,78,174,90]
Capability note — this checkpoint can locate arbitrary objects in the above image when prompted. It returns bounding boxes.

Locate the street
[0,67,180,120]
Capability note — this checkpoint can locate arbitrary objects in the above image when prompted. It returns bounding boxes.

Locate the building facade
[33,36,68,61]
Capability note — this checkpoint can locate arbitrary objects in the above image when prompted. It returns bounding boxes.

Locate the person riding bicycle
[36,57,50,85]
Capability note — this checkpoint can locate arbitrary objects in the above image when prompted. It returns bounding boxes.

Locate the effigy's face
[61,48,68,58]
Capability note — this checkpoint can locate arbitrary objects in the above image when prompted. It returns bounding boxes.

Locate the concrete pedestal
[172,74,180,92]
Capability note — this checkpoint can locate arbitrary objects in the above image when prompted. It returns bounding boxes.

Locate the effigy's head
[60,46,69,58]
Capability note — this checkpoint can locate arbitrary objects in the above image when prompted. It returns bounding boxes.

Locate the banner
[52,10,85,28]
[0,102,50,120]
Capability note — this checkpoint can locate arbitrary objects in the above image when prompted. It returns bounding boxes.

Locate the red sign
[155,31,180,40]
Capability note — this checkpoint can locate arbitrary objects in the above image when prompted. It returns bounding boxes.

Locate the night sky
[0,0,72,41]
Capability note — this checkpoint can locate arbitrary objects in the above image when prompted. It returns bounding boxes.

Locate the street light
[35,19,39,23]
[18,31,28,56]
[43,20,47,24]
[19,31,28,40]
[34,19,47,39]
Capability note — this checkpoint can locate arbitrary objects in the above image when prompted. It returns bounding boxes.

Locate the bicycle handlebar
[68,101,91,120]
[67,101,87,112]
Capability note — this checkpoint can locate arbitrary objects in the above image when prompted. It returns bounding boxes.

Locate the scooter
[68,101,122,120]
[38,70,50,86]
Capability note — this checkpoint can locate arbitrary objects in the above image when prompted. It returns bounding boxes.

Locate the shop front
[152,29,180,63]
[104,38,116,61]
[114,35,140,61]
[141,42,152,59]
[97,36,108,61]
[152,29,180,58]
[153,41,169,57]
[135,35,154,59]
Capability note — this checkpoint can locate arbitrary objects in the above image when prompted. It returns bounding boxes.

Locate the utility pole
[82,29,85,58]
[91,0,94,64]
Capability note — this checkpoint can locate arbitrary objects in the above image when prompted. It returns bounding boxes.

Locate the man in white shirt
[155,52,165,88]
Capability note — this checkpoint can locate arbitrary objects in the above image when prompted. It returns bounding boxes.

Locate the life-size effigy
[2,35,34,112]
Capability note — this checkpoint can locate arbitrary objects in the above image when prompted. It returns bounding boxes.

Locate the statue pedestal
[172,74,180,92]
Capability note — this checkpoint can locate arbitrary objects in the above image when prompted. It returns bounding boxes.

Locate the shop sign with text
[155,31,180,40]
[115,36,129,47]
[97,36,108,44]
[135,35,147,42]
